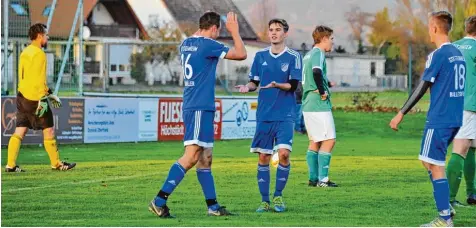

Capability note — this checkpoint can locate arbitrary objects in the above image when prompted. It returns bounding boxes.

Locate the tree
[367,7,399,55]
[365,0,475,88]
[248,0,277,42]
[334,45,347,53]
[345,5,372,54]
[130,20,183,84]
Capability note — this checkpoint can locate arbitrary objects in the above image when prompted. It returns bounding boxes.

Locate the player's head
[428,11,452,42]
[199,11,222,39]
[29,23,48,48]
[312,25,334,52]
[268,18,289,45]
[464,15,476,37]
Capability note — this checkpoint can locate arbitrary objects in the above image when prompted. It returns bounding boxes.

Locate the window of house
[11,3,28,16]
[119,64,126,71]
[110,64,117,72]
[370,62,376,76]
[85,45,96,61]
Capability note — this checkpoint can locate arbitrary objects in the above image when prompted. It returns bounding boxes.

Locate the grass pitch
[2,111,475,227]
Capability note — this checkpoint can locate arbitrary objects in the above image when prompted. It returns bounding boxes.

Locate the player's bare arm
[224,12,247,60]
[261,79,298,92]
[236,80,259,93]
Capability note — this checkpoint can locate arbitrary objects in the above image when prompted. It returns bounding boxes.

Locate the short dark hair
[28,23,47,41]
[312,25,333,44]
[199,11,221,30]
[430,11,453,33]
[268,18,289,32]
[465,15,476,36]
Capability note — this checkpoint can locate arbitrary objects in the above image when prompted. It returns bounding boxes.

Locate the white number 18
[454,64,465,90]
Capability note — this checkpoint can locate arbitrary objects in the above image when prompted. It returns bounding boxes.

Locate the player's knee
[198,152,213,168]
[42,128,55,139]
[14,127,28,138]
[258,153,271,165]
[278,150,290,163]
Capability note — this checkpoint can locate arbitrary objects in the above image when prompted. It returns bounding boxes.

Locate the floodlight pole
[54,0,82,96]
[3,0,9,94]
[78,0,84,96]
[46,0,57,30]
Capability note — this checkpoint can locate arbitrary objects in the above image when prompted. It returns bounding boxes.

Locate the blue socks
[197,168,219,209]
[432,178,451,221]
[257,164,270,203]
[155,162,186,207]
[274,163,290,197]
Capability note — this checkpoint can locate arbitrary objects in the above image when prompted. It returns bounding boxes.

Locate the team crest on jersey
[281,63,289,72]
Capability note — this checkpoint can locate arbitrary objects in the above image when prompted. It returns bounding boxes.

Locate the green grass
[2,111,474,227]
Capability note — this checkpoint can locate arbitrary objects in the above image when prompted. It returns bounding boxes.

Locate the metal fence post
[78,0,84,96]
[3,0,9,94]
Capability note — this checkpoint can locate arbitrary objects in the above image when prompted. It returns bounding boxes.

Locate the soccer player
[5,23,76,172]
[148,11,247,218]
[389,11,465,227]
[235,18,302,213]
[301,26,338,188]
[447,15,476,208]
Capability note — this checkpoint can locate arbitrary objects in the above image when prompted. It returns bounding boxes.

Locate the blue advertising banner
[84,98,139,143]
[220,98,257,140]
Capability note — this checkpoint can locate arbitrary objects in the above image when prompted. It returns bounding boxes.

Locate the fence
[1,0,412,97]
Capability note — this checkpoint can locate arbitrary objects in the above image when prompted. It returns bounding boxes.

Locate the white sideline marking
[3,173,159,193]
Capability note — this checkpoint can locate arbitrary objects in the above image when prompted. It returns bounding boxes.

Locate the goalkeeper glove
[35,96,49,117]
[47,94,62,108]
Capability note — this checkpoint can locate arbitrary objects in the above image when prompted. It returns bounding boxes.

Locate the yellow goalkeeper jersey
[18,44,49,101]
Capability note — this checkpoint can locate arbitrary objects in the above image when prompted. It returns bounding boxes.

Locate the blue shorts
[250,121,294,154]
[419,127,459,166]
[183,110,215,148]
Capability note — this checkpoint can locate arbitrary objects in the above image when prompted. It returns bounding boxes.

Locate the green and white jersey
[454,37,476,112]
[301,47,332,112]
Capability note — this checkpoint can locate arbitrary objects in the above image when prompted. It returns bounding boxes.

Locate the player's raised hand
[235,85,250,93]
[226,12,239,35]
[261,81,277,89]
[389,112,404,131]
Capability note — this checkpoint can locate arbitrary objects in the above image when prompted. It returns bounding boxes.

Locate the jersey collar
[439,42,451,48]
[463,36,476,41]
[269,46,288,58]
[312,46,323,52]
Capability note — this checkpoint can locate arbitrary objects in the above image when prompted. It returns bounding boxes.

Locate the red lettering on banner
[158,98,222,141]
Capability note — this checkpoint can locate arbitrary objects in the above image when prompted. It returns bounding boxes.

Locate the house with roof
[30,0,149,86]
[132,0,268,87]
[2,0,149,87]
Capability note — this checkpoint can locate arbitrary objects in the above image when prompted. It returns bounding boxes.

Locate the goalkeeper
[5,23,76,172]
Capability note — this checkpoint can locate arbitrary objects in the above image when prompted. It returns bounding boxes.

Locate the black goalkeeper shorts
[16,92,54,130]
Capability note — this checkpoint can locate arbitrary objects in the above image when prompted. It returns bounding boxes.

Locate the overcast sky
[128,0,396,52]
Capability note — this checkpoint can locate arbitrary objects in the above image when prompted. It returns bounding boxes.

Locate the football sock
[446,153,464,201]
[318,151,332,182]
[464,148,475,196]
[432,178,451,221]
[257,164,270,203]
[197,168,219,209]
[306,150,319,182]
[274,163,290,197]
[7,134,22,168]
[44,138,61,168]
[155,162,186,207]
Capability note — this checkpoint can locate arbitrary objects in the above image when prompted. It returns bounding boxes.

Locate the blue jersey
[249,47,302,122]
[422,43,466,128]
[180,36,229,111]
